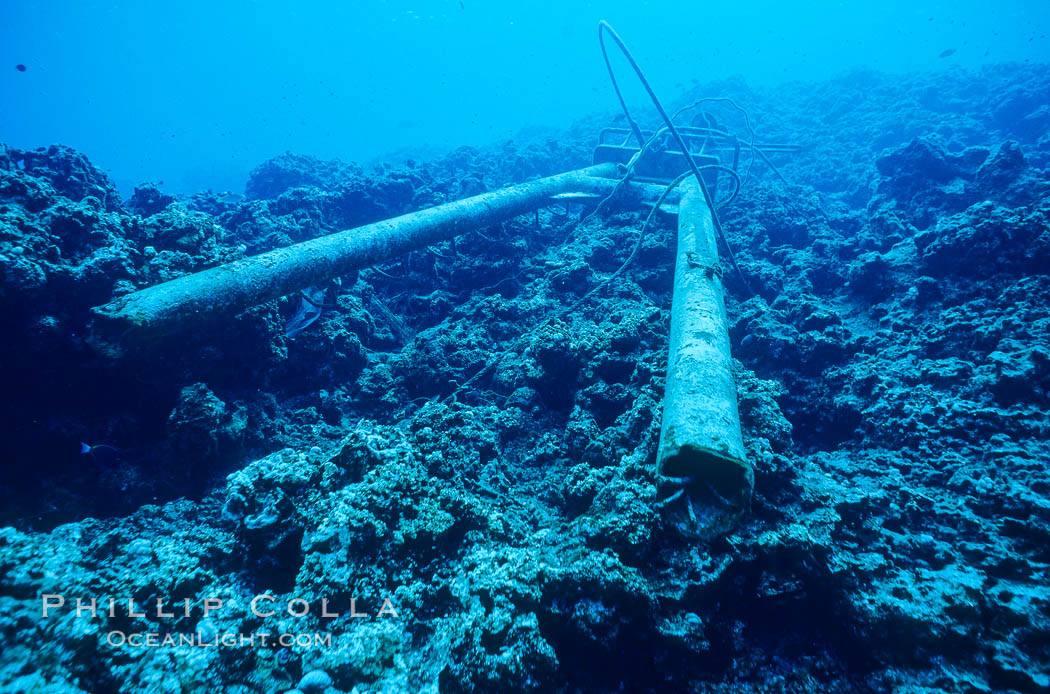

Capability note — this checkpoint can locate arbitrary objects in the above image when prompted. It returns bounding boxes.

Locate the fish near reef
[80,442,121,466]
[285,285,328,338]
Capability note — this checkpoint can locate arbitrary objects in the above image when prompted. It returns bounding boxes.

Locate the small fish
[80,442,121,465]
[15,64,26,72]
[939,48,957,58]
[285,286,328,338]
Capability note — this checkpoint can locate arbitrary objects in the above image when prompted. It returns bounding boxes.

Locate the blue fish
[285,286,329,338]
[80,442,121,466]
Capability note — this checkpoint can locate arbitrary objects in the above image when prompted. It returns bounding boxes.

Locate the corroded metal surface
[92,164,621,347]
[657,177,751,523]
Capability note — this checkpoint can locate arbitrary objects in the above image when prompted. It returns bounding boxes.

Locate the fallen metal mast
[89,19,797,534]
[657,178,752,528]
[92,163,634,349]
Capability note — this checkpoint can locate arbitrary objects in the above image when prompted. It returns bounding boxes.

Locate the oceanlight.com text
[106,630,332,649]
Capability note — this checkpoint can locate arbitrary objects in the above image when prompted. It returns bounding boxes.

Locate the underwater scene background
[3,1,1050,692]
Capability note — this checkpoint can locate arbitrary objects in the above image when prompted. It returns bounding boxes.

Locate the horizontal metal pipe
[91,164,623,349]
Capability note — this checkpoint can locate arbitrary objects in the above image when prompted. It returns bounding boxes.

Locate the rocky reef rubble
[1,63,1049,692]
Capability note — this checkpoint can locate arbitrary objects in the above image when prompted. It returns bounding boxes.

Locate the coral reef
[1,63,1049,692]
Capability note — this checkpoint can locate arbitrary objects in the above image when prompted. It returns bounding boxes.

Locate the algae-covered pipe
[91,163,622,348]
[657,177,751,524]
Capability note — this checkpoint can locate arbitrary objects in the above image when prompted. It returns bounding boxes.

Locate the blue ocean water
[3,0,1048,194]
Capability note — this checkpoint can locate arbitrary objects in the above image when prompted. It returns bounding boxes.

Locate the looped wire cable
[598,20,753,294]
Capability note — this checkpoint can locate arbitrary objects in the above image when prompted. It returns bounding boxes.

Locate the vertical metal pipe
[657,178,751,524]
